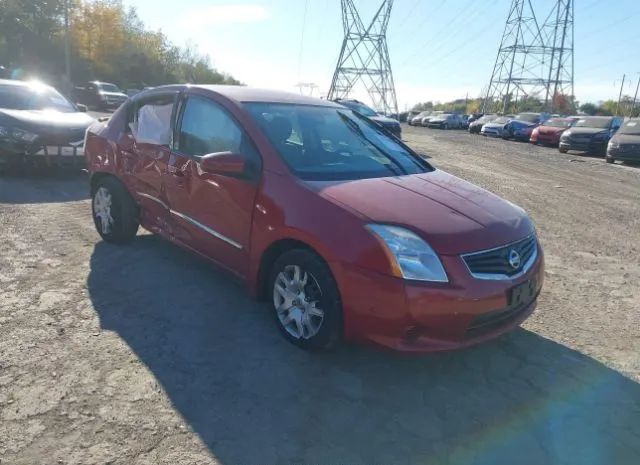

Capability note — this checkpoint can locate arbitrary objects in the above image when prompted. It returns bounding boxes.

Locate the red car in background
[530,117,578,146]
[85,85,543,353]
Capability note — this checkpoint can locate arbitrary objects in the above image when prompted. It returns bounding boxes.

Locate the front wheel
[606,156,615,164]
[92,176,139,244]
[559,148,568,154]
[269,249,342,351]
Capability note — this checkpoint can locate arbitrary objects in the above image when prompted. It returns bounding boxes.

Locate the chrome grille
[462,235,537,280]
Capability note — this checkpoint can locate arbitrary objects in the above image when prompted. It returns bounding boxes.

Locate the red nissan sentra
[85,85,544,352]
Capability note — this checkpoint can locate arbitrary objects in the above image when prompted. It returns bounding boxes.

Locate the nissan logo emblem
[508,249,522,270]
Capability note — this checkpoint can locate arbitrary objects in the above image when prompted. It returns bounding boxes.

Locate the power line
[297,0,310,82]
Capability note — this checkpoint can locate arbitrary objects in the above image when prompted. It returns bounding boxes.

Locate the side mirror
[199,151,246,176]
[77,103,88,112]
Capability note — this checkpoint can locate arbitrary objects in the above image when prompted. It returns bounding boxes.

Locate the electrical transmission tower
[542,0,574,111]
[328,0,398,117]
[483,0,574,114]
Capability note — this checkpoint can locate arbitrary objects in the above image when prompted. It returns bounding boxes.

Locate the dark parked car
[0,79,94,167]
[530,117,577,146]
[469,114,497,134]
[503,112,550,141]
[75,81,128,110]
[606,118,640,164]
[559,116,622,155]
[85,85,543,352]
[427,113,460,129]
[332,98,401,137]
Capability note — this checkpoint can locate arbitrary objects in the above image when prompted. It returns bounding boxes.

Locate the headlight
[608,140,619,149]
[366,224,448,282]
[12,128,39,143]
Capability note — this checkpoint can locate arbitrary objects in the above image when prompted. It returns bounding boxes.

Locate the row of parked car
[407,111,469,129]
[465,112,639,165]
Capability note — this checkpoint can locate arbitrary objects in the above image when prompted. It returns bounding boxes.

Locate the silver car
[481,115,514,137]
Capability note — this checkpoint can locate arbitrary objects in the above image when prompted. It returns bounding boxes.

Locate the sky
[124,0,640,109]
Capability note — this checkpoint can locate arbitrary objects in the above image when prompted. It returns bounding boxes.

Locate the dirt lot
[1,126,639,464]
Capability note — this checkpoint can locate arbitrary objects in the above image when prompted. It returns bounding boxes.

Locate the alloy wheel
[273,265,324,340]
[93,186,114,234]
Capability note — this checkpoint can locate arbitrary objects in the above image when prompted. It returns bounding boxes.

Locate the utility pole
[328,0,398,117]
[64,0,72,90]
[616,74,626,117]
[631,74,640,117]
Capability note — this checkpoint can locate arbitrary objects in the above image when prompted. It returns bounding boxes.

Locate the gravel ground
[0,126,638,464]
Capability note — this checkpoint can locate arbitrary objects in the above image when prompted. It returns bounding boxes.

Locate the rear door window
[129,95,175,146]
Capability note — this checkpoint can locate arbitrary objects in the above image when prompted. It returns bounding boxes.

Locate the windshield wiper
[336,111,406,176]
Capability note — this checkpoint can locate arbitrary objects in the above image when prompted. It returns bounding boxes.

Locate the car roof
[191,85,339,107]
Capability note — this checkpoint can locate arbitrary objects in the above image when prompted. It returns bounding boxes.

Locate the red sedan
[530,117,577,146]
[85,85,543,352]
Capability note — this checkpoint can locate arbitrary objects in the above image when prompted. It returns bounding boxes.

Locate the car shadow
[0,171,88,204]
[88,236,640,465]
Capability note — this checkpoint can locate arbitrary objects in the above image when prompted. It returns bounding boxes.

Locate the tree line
[0,0,240,94]
[413,94,639,117]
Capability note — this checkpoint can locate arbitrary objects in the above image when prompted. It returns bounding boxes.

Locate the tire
[443,124,449,130]
[268,249,342,351]
[91,176,139,244]
[559,148,568,154]
[606,156,615,164]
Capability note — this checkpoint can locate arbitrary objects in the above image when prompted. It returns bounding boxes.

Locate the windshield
[544,118,573,128]
[417,111,431,117]
[618,119,640,135]
[575,117,611,129]
[98,83,121,93]
[493,116,511,124]
[0,84,77,112]
[340,101,378,117]
[514,113,540,123]
[247,103,431,181]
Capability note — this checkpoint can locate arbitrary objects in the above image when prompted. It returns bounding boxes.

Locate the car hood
[100,91,127,99]
[307,170,533,255]
[482,122,507,129]
[564,127,609,137]
[0,108,95,131]
[538,125,567,134]
[511,120,537,128]
[611,133,640,145]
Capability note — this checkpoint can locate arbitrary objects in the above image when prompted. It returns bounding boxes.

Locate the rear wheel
[91,176,139,244]
[269,249,342,351]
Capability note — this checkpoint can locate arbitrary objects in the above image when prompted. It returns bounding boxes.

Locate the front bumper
[560,139,608,154]
[607,148,640,161]
[0,139,85,165]
[481,128,503,137]
[512,131,533,141]
[334,250,544,353]
[535,134,561,146]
